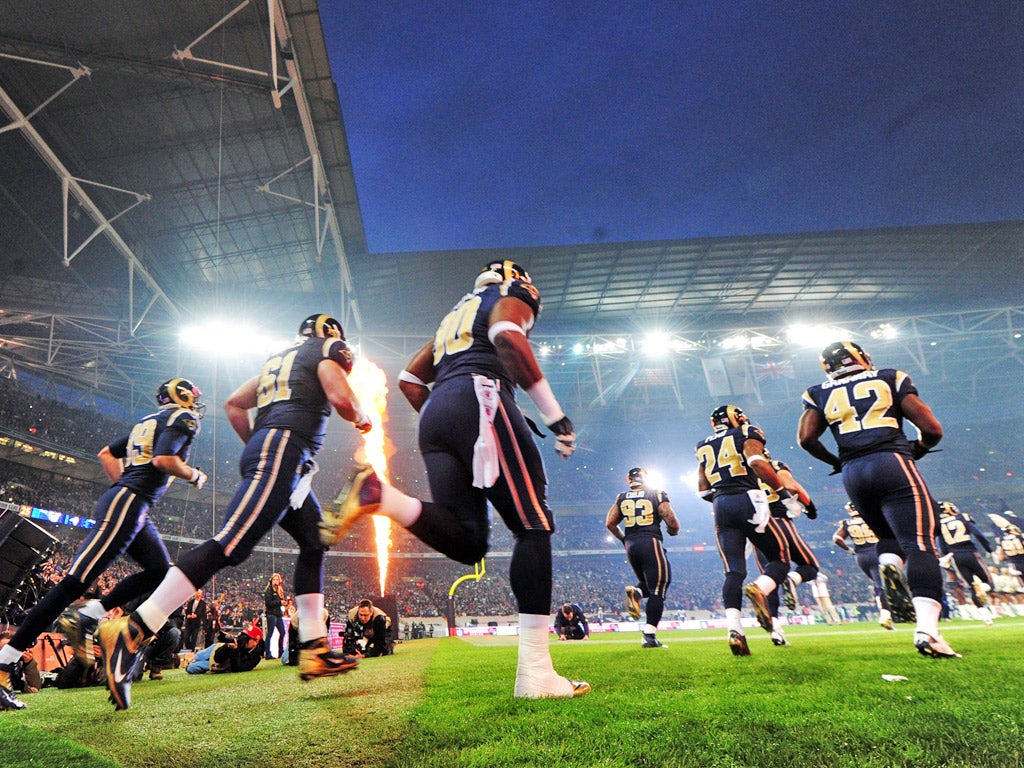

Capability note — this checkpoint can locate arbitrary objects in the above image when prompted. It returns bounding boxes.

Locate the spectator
[342,599,392,658]
[553,603,589,641]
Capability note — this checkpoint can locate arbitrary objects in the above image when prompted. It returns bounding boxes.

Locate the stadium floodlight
[785,323,852,347]
[721,333,749,350]
[642,331,670,358]
[869,323,898,340]
[180,321,289,357]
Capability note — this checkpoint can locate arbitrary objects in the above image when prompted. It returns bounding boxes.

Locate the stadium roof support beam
[170,0,363,333]
[0,72,182,334]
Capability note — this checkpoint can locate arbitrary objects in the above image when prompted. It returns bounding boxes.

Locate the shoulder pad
[503,279,541,317]
[744,424,768,444]
[324,337,354,373]
[167,409,201,436]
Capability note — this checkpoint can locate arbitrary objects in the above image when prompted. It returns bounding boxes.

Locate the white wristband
[526,378,564,426]
[398,369,428,388]
[487,320,525,344]
[746,454,766,465]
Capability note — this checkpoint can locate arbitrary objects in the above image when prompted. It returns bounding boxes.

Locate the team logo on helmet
[157,378,205,418]
[627,467,646,488]
[939,501,959,517]
[474,259,532,290]
[299,313,344,340]
[710,405,748,433]
[820,341,873,380]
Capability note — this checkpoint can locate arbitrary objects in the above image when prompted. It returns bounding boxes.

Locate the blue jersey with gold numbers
[835,514,880,552]
[108,406,200,504]
[801,368,918,463]
[695,423,769,498]
[613,487,671,541]
[431,279,541,391]
[252,335,354,453]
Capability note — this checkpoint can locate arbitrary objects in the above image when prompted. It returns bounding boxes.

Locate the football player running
[834,502,896,630]
[936,501,996,625]
[96,315,371,709]
[322,261,589,698]
[0,378,207,711]
[752,452,820,646]
[798,341,959,658]
[696,405,798,656]
[606,466,680,648]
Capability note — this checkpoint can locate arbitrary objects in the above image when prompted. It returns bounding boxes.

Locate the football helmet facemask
[157,378,205,418]
[627,467,646,489]
[710,405,748,433]
[298,313,344,340]
[474,259,532,290]
[820,341,873,380]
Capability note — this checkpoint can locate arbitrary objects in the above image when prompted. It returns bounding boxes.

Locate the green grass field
[3,620,1022,768]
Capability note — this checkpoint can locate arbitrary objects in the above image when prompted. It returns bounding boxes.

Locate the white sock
[643,624,658,635]
[913,597,942,637]
[878,553,904,569]
[771,616,782,631]
[80,599,106,621]
[135,566,196,635]
[726,608,743,634]
[754,574,778,595]
[0,644,22,664]
[381,483,422,527]
[295,593,325,643]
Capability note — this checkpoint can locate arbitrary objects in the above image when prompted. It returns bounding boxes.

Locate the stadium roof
[0,2,1022,411]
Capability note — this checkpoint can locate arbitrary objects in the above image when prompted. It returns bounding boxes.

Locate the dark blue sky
[322,2,1023,254]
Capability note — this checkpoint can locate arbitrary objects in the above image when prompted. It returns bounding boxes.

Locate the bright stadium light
[785,323,852,347]
[180,321,290,357]
[645,467,666,490]
[870,323,899,340]
[642,331,670,358]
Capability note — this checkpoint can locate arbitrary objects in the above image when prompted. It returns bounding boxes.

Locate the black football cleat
[624,586,643,621]
[58,608,100,666]
[728,630,751,656]
[914,632,961,659]
[321,463,382,547]
[641,633,667,648]
[743,583,773,633]
[97,615,152,710]
[0,663,26,710]
[298,638,359,681]
[880,565,917,623]
[782,577,799,610]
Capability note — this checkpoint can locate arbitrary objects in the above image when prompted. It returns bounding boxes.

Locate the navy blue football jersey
[758,458,792,517]
[109,406,200,504]
[252,335,354,453]
[938,511,991,552]
[801,368,918,462]
[835,514,880,551]
[613,487,671,541]
[695,423,768,497]
[431,279,541,391]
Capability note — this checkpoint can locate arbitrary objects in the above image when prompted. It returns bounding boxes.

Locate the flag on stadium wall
[701,357,731,396]
[724,356,758,395]
[754,359,795,381]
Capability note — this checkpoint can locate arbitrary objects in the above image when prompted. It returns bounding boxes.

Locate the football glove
[189,467,208,490]
[805,499,818,520]
[776,488,806,519]
[548,415,576,459]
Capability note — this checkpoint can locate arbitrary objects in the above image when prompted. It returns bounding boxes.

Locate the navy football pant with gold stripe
[842,451,942,602]
[714,493,790,610]
[410,377,555,614]
[177,428,325,596]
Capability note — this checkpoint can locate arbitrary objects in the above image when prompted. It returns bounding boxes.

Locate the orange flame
[347,356,391,597]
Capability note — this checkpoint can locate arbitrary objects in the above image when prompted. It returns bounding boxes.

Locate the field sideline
[3,620,1022,768]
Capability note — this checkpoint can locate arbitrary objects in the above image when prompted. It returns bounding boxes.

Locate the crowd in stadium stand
[1,376,1021,631]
